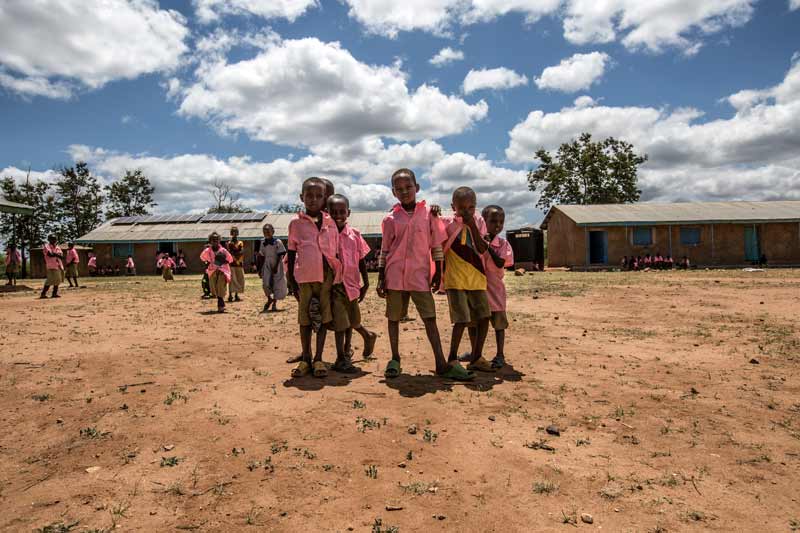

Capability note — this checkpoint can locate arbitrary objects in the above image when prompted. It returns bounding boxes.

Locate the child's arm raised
[463,212,488,254]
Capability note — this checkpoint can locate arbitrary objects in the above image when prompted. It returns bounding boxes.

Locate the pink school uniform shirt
[160,257,176,269]
[66,248,79,265]
[88,255,97,268]
[5,249,21,265]
[381,201,446,292]
[287,212,341,284]
[485,236,514,312]
[126,257,135,269]
[44,243,64,270]
[338,224,371,301]
[200,246,233,282]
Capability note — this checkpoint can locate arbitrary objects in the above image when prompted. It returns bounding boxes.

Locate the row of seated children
[621,254,691,271]
[258,170,514,381]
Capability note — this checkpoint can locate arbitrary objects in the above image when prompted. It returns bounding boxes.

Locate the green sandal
[441,362,475,381]
[384,359,402,378]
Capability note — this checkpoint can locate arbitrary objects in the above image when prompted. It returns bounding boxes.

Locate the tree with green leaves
[105,169,156,219]
[0,175,59,277]
[53,162,104,241]
[207,179,252,214]
[527,133,647,210]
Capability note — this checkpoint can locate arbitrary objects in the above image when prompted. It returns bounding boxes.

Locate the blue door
[744,226,760,262]
[589,231,608,264]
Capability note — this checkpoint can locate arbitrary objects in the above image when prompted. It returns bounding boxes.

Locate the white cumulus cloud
[430,47,465,66]
[463,67,528,94]
[0,0,189,98]
[507,56,800,202]
[177,36,488,148]
[344,0,755,55]
[193,0,318,23]
[535,52,610,93]
[791,0,800,10]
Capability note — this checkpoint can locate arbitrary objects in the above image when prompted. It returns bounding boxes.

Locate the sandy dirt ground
[1,270,799,533]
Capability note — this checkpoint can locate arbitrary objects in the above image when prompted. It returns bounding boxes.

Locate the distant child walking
[126,255,136,275]
[88,253,97,276]
[64,242,80,287]
[227,227,245,302]
[200,232,233,313]
[287,177,341,378]
[40,235,64,299]
[257,223,288,312]
[327,194,377,372]
[159,253,175,281]
[5,243,21,285]
[378,168,472,381]
[201,244,212,299]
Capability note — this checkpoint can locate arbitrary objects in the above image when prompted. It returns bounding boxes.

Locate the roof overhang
[0,198,34,215]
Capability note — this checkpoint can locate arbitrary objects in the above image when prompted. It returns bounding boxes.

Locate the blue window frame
[632,227,653,246]
[680,227,701,245]
[112,243,133,258]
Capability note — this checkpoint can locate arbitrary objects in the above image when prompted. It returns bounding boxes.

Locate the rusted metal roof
[77,211,389,243]
[540,201,800,229]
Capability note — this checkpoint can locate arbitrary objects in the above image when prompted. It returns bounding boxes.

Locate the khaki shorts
[6,263,18,274]
[298,267,334,327]
[46,268,62,287]
[210,270,228,297]
[490,311,509,331]
[163,267,174,281]
[447,289,491,324]
[65,263,79,277]
[230,265,245,293]
[332,284,361,332]
[385,290,436,322]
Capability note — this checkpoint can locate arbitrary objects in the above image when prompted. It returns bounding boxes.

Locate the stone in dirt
[386,504,404,511]
[407,424,417,435]
[514,268,525,276]
[749,358,760,364]
[85,466,101,474]
[581,513,593,524]
[546,425,560,436]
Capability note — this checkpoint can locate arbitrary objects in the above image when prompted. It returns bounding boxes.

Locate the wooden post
[668,225,673,257]
[584,227,589,267]
[711,224,715,264]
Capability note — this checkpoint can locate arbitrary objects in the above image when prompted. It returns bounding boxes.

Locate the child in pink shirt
[159,254,175,281]
[126,255,136,275]
[87,253,97,275]
[40,235,64,299]
[476,205,514,369]
[287,177,341,378]
[377,168,471,381]
[200,232,233,312]
[64,242,80,288]
[327,194,377,373]
[5,243,21,286]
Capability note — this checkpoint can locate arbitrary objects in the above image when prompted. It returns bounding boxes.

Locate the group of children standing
[38,236,81,298]
[240,169,514,381]
[621,253,691,271]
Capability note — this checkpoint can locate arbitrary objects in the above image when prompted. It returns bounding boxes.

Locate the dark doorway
[589,231,608,264]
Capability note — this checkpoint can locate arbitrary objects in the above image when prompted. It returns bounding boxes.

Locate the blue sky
[1,0,799,227]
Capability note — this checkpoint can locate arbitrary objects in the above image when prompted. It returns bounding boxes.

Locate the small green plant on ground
[356,416,382,432]
[80,427,107,439]
[532,480,559,494]
[352,399,366,409]
[270,441,289,454]
[37,522,80,533]
[32,393,51,402]
[372,518,399,533]
[164,390,188,405]
[365,465,378,478]
[160,456,181,467]
[423,428,438,443]
[245,505,262,526]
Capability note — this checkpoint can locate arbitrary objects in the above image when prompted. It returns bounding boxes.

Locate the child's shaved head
[452,186,476,203]
[391,168,416,187]
[482,205,504,218]
[302,176,326,194]
[327,193,349,210]
[321,178,335,197]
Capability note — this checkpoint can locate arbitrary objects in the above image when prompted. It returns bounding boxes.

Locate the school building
[76,211,385,273]
[541,201,800,268]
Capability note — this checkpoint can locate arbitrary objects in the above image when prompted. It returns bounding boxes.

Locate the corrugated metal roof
[77,211,389,243]
[0,197,34,215]
[540,201,800,229]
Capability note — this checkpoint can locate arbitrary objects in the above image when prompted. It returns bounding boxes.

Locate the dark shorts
[332,284,361,332]
[447,289,491,324]
[298,267,334,327]
[385,290,436,322]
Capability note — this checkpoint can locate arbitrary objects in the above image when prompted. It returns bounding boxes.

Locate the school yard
[1,270,799,533]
